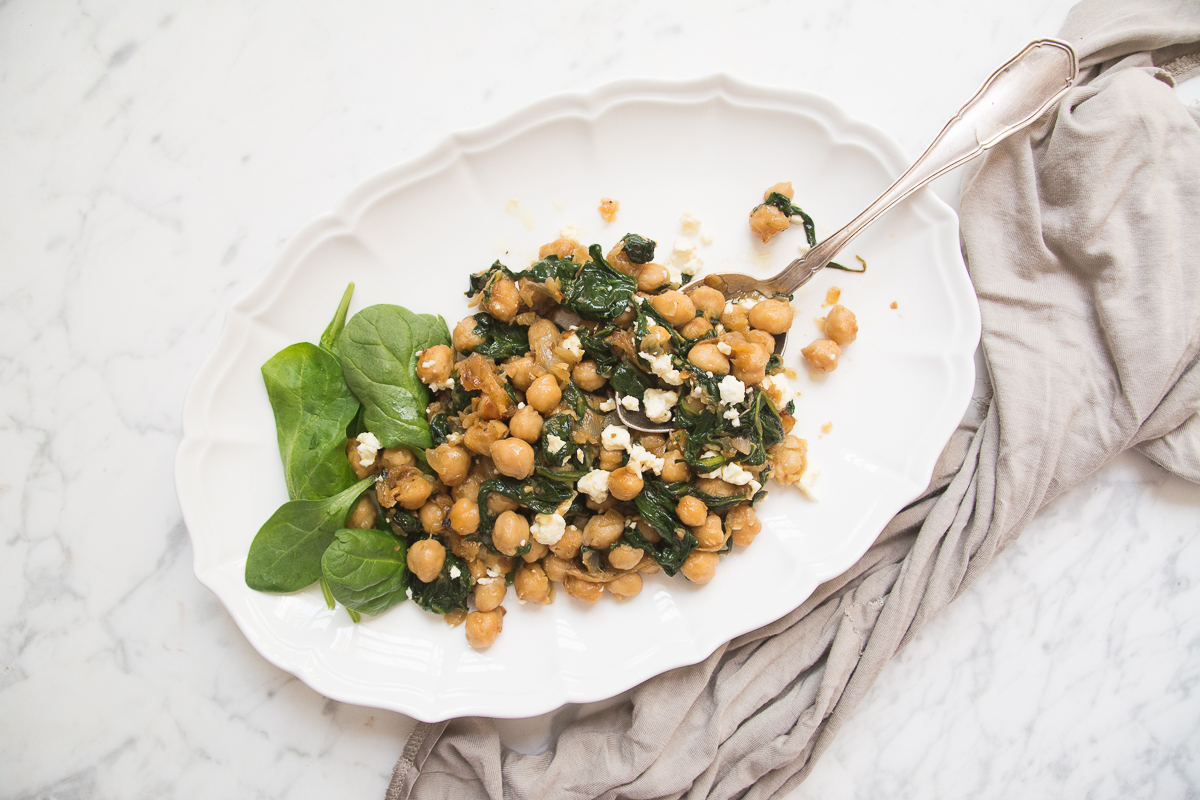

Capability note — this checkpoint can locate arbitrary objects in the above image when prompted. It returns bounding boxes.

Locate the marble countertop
[3,2,1198,798]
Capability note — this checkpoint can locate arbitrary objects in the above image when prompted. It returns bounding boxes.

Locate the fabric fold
[391,2,1200,796]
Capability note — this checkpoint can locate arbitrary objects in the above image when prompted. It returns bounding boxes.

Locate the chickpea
[377,467,433,510]
[749,204,790,243]
[465,609,503,649]
[639,325,672,353]
[659,450,691,482]
[508,404,544,443]
[564,575,604,604]
[607,544,644,571]
[426,443,471,486]
[720,303,749,332]
[474,580,506,612]
[599,448,625,471]
[550,525,583,560]
[605,242,638,276]
[486,491,519,516]
[688,341,731,375]
[675,496,708,528]
[608,466,644,501]
[679,317,713,339]
[606,573,643,599]
[731,341,770,386]
[522,540,549,563]
[482,277,519,323]
[801,338,840,372]
[726,503,763,547]
[572,360,608,392]
[345,495,378,529]
[526,373,562,414]
[452,470,484,503]
[408,538,446,584]
[514,564,552,604]
[381,447,418,471]
[451,532,481,562]
[492,510,530,557]
[687,285,726,320]
[418,500,447,535]
[463,420,508,456]
[452,315,484,352]
[635,518,661,544]
[695,477,743,499]
[502,356,546,392]
[770,435,809,485]
[748,298,794,335]
[490,438,535,480]
[449,497,480,535]
[416,344,454,386]
[480,550,515,576]
[680,550,719,585]
[582,509,625,549]
[745,329,775,352]
[476,394,505,421]
[765,181,794,200]
[649,291,696,328]
[638,433,667,455]
[346,439,381,480]
[824,304,858,346]
[635,263,670,293]
[542,554,572,583]
[691,514,726,549]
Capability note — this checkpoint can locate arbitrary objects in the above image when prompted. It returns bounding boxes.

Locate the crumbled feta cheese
[546,434,567,454]
[530,512,566,545]
[739,297,760,310]
[620,394,640,411]
[598,397,616,412]
[449,565,461,579]
[560,332,583,360]
[560,224,579,240]
[719,375,746,405]
[762,373,792,402]
[577,469,611,503]
[671,237,697,264]
[475,576,499,586]
[642,388,678,423]
[798,465,820,501]
[429,378,454,392]
[719,462,756,486]
[576,448,584,462]
[518,401,526,409]
[666,262,684,286]
[405,587,413,600]
[639,351,683,385]
[700,231,713,246]
[723,409,742,427]
[602,425,631,450]
[716,341,732,356]
[486,567,500,578]
[680,212,701,233]
[446,432,462,445]
[355,432,381,466]
[626,444,665,476]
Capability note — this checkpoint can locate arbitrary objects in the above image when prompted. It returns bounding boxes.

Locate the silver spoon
[617,38,1077,434]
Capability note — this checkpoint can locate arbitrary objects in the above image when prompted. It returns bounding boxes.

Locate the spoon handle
[768,38,1077,295]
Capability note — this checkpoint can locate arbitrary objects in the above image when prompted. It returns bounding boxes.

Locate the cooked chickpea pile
[347,210,856,650]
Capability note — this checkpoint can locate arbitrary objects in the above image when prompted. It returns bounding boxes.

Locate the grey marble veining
[2,1,1197,798]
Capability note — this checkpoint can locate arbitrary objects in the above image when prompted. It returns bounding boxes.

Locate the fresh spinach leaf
[429,413,452,447]
[389,508,423,537]
[321,527,409,616]
[339,304,451,454]
[609,362,653,401]
[628,479,697,576]
[261,342,360,501]
[516,254,577,285]
[476,474,576,539]
[471,313,530,359]
[561,245,637,321]
[245,475,376,593]
[619,233,656,264]
[409,551,471,615]
[576,325,620,374]
[560,381,587,418]
[319,282,355,355]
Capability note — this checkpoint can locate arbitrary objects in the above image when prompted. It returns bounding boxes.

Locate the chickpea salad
[244,186,858,650]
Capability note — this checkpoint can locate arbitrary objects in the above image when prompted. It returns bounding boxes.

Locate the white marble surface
[2,1,1197,798]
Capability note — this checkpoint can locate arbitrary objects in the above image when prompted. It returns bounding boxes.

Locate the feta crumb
[598,397,616,412]
[405,587,413,600]
[449,565,461,579]
[560,332,583,360]
[739,296,760,310]
[620,394,640,411]
[476,576,499,586]
[530,512,566,545]
[719,375,747,405]
[355,432,382,466]
[429,378,454,392]
[680,212,701,233]
[643,388,679,423]
[671,237,697,264]
[486,567,500,578]
[798,465,820,501]
[446,432,462,445]
[639,351,683,385]
[560,224,579,240]
[701,231,713,246]
[763,373,792,402]
[577,469,611,503]
[602,425,631,450]
[546,433,567,454]
[718,462,756,486]
[576,448,584,462]
[723,409,741,427]
[716,341,732,356]
[666,261,683,286]
[518,401,526,409]
[627,444,665,476]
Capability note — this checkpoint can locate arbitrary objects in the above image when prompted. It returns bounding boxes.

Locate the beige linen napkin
[389,2,1200,796]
